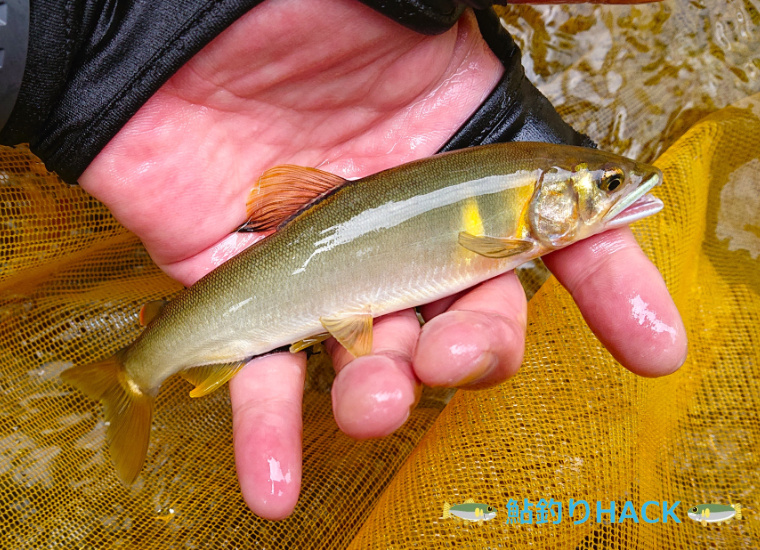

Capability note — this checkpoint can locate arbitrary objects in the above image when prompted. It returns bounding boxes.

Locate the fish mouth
[603,170,664,228]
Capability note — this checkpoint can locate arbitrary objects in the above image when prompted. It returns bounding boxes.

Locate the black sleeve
[0,0,268,184]
[0,1,587,186]
[439,9,596,151]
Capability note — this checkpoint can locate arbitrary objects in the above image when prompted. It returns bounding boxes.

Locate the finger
[327,309,422,439]
[415,271,527,389]
[543,227,687,377]
[162,231,268,287]
[229,352,307,520]
[417,291,464,321]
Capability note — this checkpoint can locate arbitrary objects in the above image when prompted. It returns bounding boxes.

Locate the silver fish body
[62,142,663,483]
[128,143,661,386]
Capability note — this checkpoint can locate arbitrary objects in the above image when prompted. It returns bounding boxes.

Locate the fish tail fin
[61,351,155,485]
[442,502,451,519]
[733,504,742,520]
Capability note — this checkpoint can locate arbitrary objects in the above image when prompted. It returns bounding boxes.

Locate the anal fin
[458,232,534,258]
[241,165,347,232]
[181,361,247,398]
[320,310,373,358]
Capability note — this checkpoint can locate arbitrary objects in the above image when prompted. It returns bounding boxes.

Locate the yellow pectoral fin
[458,232,534,258]
[181,361,247,398]
[290,333,330,353]
[320,311,373,358]
[61,351,155,485]
[241,165,347,231]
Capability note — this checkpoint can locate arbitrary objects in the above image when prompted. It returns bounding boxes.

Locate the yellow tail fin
[733,504,742,520]
[442,502,451,519]
[61,352,155,485]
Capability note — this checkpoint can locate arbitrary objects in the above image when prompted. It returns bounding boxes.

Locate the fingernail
[452,350,498,387]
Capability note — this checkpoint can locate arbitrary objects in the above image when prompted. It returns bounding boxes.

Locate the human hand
[79,0,686,519]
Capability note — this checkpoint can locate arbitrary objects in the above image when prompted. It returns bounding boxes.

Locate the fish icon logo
[442,499,497,522]
[687,503,742,526]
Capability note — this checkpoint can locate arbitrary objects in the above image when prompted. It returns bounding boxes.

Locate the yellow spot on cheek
[576,171,594,191]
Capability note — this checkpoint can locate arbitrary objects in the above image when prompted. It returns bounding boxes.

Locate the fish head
[483,505,497,520]
[687,504,711,521]
[528,150,663,249]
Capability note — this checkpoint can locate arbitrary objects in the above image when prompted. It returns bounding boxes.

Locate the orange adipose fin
[61,351,155,485]
[180,361,247,398]
[241,165,347,232]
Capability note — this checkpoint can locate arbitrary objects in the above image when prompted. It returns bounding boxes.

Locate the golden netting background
[1,1,758,548]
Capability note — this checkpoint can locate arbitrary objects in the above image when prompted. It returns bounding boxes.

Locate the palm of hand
[79,0,686,520]
[81,1,499,284]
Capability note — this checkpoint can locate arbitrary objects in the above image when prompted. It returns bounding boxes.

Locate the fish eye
[690,507,698,512]
[598,170,624,192]
[487,506,493,511]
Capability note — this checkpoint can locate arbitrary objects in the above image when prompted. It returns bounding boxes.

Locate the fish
[442,499,497,522]
[687,503,742,526]
[61,142,664,484]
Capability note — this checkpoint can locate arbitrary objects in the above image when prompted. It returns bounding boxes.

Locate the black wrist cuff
[358,0,466,35]
[0,0,28,131]
[439,9,596,152]
[357,0,506,35]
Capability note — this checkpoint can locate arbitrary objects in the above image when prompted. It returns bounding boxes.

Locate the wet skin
[79,0,686,520]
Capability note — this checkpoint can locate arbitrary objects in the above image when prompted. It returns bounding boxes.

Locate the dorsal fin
[241,165,347,232]
[139,300,168,326]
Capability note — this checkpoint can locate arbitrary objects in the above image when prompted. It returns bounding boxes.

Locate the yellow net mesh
[1,1,758,548]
